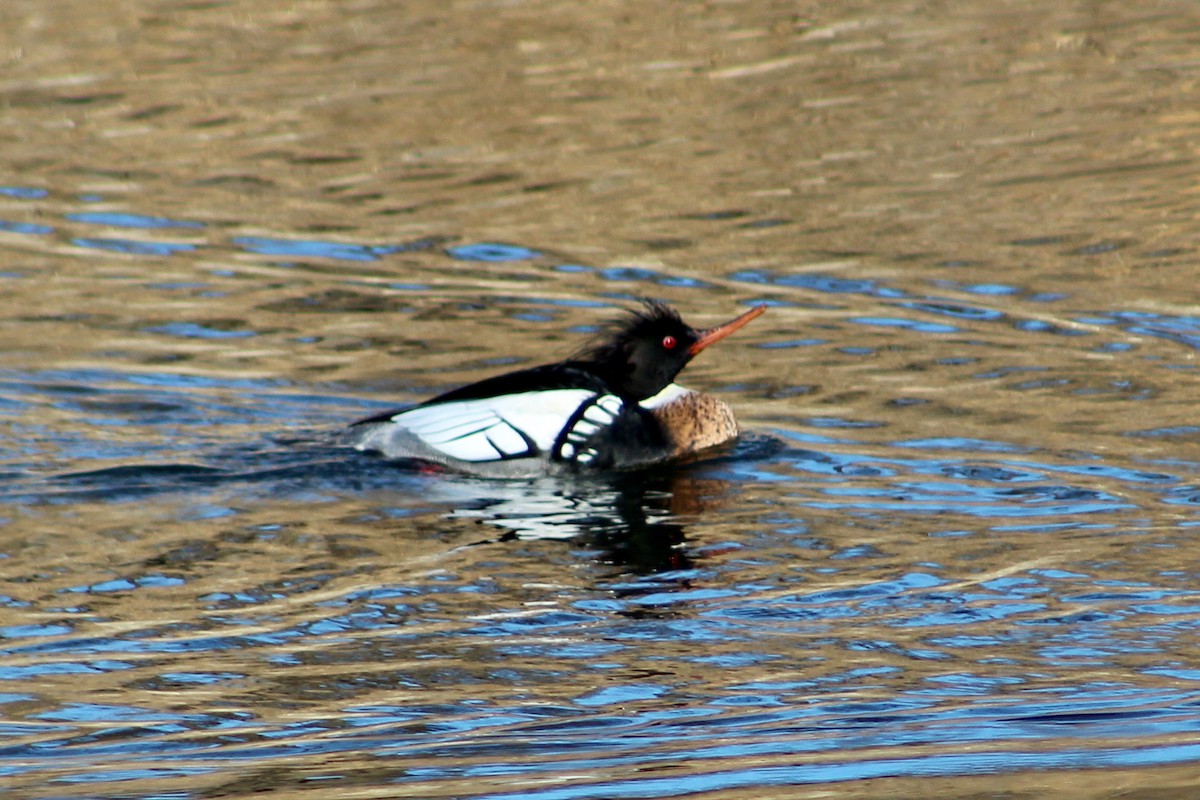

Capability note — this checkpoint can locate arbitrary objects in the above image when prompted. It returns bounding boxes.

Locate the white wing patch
[388,389,598,462]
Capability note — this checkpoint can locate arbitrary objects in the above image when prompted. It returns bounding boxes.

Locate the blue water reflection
[728,269,900,297]
[66,212,204,229]
[0,220,54,235]
[446,242,542,261]
[232,236,400,261]
[0,186,49,199]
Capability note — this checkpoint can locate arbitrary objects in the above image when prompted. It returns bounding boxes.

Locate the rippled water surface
[4,1,1200,797]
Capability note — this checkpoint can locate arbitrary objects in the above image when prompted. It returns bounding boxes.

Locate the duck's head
[577,300,767,400]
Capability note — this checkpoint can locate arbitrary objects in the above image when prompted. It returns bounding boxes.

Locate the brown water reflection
[3,1,1200,798]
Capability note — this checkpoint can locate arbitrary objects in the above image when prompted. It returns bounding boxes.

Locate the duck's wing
[351,363,610,426]
[350,363,621,466]
[350,367,683,470]
[357,388,602,463]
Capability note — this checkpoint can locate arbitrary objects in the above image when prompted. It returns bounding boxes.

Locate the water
[4,1,1200,797]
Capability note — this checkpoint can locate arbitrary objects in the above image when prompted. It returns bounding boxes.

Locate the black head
[575,300,766,400]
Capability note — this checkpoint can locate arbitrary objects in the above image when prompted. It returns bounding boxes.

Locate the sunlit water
[4,1,1200,798]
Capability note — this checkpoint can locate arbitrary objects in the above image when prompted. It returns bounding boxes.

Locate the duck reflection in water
[403,457,753,577]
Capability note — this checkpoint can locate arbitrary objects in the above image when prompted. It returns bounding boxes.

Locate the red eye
[662,335,677,350]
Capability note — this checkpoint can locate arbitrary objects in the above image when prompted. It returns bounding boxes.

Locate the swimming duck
[348,300,766,477]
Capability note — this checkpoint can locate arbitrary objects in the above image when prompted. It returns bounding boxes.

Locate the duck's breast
[641,384,739,456]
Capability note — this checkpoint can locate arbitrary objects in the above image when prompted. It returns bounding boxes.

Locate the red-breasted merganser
[348,301,766,477]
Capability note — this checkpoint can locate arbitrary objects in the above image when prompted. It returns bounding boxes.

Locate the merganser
[348,301,767,478]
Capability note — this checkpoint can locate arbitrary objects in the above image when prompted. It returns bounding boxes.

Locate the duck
[347,300,766,478]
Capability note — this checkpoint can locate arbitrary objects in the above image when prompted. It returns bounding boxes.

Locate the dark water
[4,1,1200,798]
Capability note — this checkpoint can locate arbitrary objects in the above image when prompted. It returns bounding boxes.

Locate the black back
[350,300,700,427]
